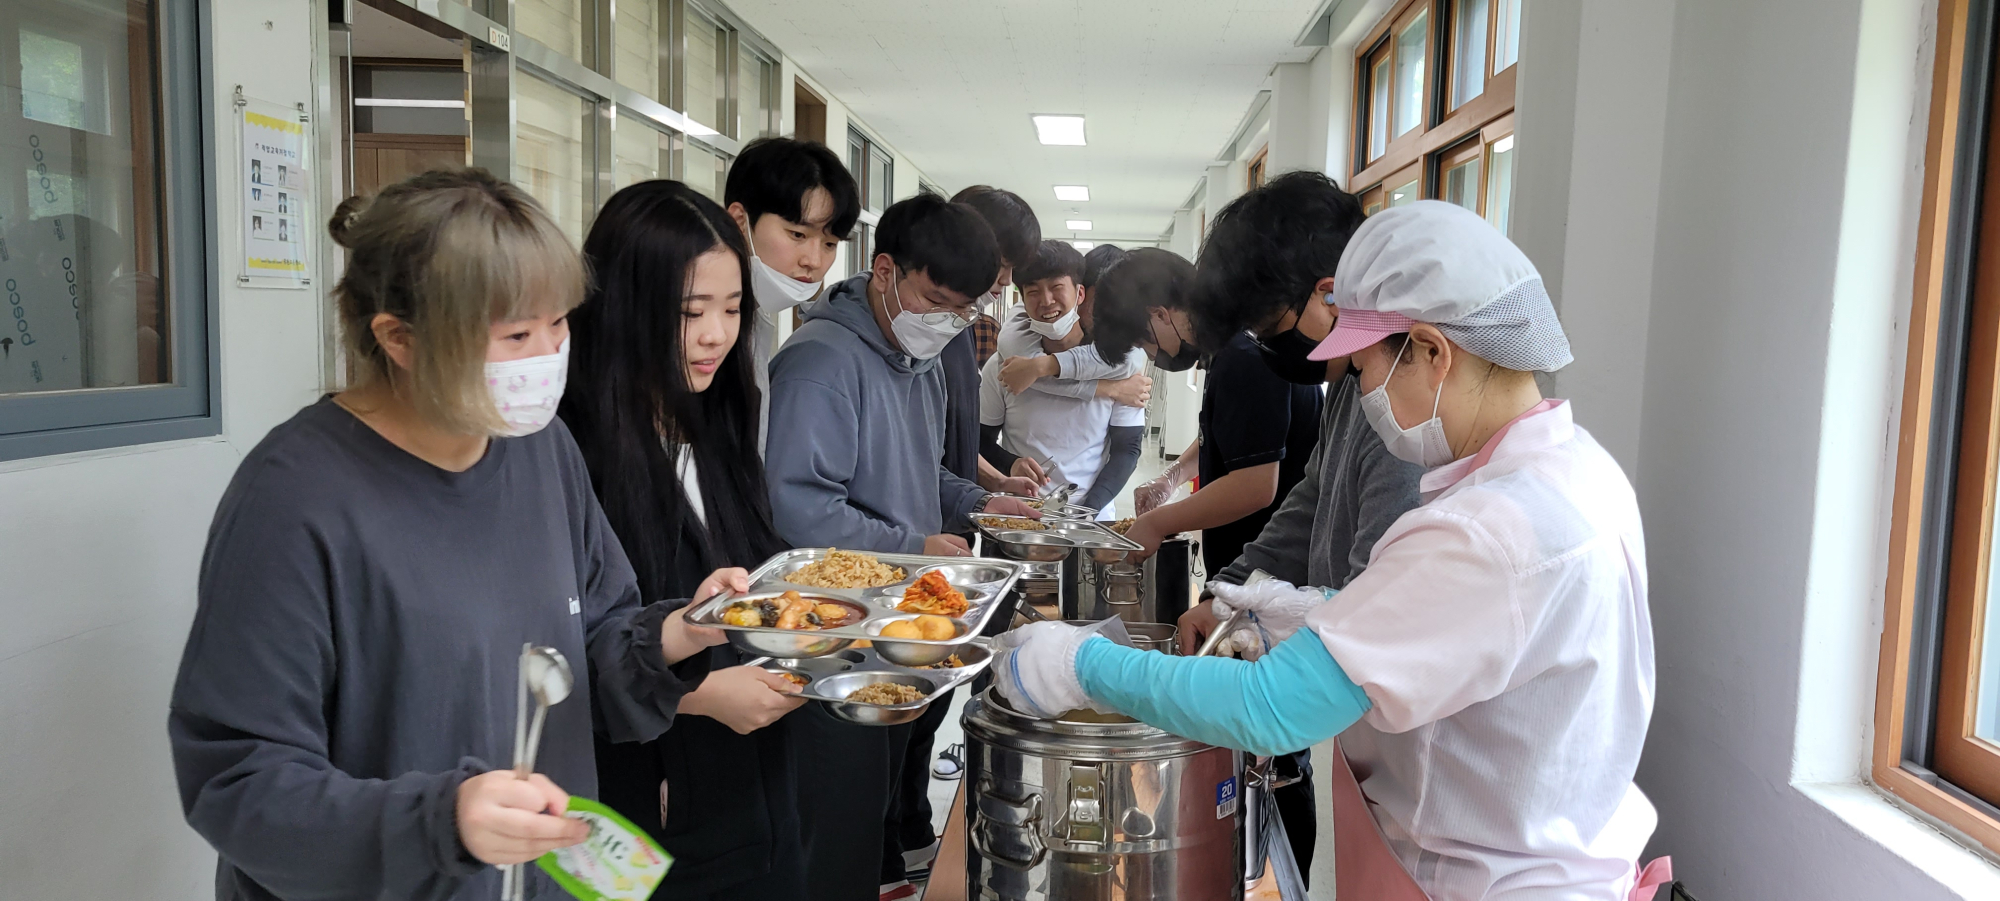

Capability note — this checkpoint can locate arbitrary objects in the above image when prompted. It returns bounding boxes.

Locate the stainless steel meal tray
[991,494,1100,520]
[971,515,1145,564]
[754,641,995,726]
[685,548,1024,659]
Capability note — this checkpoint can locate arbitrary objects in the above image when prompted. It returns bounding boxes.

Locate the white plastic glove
[990,621,1100,719]
[1206,578,1337,645]
[1133,474,1178,516]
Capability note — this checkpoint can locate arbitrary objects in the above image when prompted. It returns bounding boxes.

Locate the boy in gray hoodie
[765,192,1039,900]
[766,192,1039,556]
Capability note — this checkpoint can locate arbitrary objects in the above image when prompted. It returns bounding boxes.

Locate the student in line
[979,240,1147,519]
[946,186,1046,503]
[763,192,1039,901]
[168,169,741,901]
[560,180,807,900]
[721,137,862,442]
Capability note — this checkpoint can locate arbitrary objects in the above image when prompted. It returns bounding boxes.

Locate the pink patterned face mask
[484,337,569,437]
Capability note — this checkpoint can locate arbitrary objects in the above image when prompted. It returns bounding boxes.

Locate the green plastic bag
[535,797,673,901]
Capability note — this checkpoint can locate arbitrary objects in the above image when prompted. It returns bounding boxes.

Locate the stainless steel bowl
[712,595,869,658]
[908,638,993,673]
[987,531,1076,562]
[810,671,936,726]
[866,614,973,666]
[1125,622,1179,653]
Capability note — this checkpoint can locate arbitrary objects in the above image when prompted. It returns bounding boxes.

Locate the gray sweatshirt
[1216,373,1426,589]
[765,273,986,552]
[168,399,704,901]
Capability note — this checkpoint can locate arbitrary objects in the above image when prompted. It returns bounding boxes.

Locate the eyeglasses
[1246,298,1312,353]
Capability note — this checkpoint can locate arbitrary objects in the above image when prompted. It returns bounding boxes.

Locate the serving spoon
[503,645,575,901]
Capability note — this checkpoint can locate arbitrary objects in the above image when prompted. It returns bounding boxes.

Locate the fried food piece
[814,602,852,627]
[899,570,970,616]
[774,591,816,630]
[848,682,926,706]
[1109,518,1136,535]
[721,602,762,628]
[916,614,957,641]
[780,672,809,687]
[879,620,923,640]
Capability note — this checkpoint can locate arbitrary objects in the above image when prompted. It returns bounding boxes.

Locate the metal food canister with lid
[962,689,1243,900]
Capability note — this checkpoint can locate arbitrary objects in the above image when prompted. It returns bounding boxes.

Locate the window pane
[355,67,465,136]
[615,0,662,99]
[683,6,721,132]
[1444,156,1482,212]
[613,116,667,189]
[1388,177,1420,207]
[1,6,171,394]
[1485,135,1515,235]
[1979,596,2000,740]
[1452,0,1489,108]
[738,52,771,139]
[514,76,588,244]
[1494,0,1521,73]
[682,139,723,201]
[1369,55,1392,159]
[515,0,583,61]
[1394,11,1428,137]
[870,149,893,210]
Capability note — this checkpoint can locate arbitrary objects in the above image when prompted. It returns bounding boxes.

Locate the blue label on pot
[1216,777,1238,819]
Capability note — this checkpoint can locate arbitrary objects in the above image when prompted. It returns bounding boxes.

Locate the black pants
[795,705,903,900]
[1271,751,1317,888]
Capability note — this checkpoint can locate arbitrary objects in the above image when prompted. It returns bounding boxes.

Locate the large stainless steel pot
[962,689,1243,900]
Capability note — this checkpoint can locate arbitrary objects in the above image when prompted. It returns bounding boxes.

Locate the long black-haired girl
[559,180,806,900]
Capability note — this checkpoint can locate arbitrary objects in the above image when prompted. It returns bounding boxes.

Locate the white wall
[1523,0,2000,896]
[0,1,329,895]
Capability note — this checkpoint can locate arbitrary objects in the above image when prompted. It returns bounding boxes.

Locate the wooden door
[351,133,467,198]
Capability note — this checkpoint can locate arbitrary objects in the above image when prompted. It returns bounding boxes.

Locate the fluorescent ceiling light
[1066,220,1093,231]
[1053,185,1090,201]
[1070,240,1095,251]
[354,98,464,108]
[1033,115,1087,146]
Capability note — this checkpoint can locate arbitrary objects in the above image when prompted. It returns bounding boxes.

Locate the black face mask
[1150,314,1202,371]
[1254,328,1329,385]
[1153,344,1201,372]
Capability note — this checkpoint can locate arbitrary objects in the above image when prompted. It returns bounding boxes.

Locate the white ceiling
[724,0,1326,243]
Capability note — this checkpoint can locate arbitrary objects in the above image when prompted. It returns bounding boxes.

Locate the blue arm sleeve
[1074,631,1372,757]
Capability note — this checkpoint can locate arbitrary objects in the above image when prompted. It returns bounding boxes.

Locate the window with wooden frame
[1352,0,1518,214]
[1876,0,2000,854]
[1248,146,1269,190]
[1360,183,1387,216]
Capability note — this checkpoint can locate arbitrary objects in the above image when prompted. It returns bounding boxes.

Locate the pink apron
[1327,740,1674,901]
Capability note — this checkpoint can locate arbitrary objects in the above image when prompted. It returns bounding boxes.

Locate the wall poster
[238,93,311,289]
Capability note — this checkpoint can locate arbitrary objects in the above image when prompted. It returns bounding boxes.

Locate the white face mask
[880,273,970,360]
[1360,341,1454,467]
[749,246,822,312]
[485,338,570,437]
[1027,306,1079,340]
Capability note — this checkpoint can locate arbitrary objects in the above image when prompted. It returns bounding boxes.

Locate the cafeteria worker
[995,201,1670,901]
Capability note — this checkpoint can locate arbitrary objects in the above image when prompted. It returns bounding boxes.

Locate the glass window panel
[870,149,893,210]
[1452,0,1489,108]
[1443,156,1482,212]
[1394,10,1428,137]
[1388,177,1419,207]
[1979,561,2000,740]
[738,51,772,139]
[514,76,588,244]
[1485,135,1515,235]
[2,7,171,394]
[1494,0,1521,73]
[515,0,583,61]
[615,0,662,99]
[356,67,465,136]
[614,116,667,190]
[681,139,724,201]
[683,5,722,132]
[1369,54,1391,159]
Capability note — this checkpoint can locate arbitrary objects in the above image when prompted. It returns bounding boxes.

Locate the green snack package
[535,797,673,901]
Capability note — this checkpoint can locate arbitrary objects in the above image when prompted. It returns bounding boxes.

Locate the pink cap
[1308,308,1415,361]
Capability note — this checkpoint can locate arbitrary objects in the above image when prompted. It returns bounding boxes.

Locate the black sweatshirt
[168,399,707,901]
